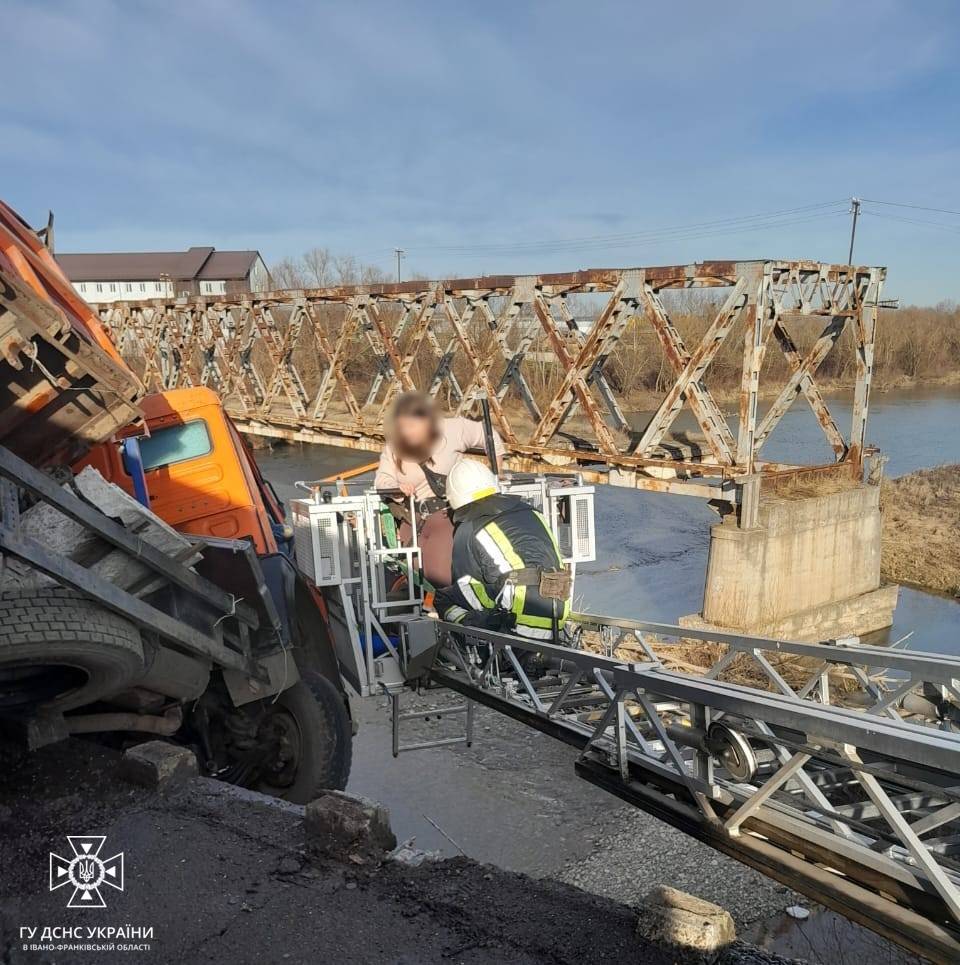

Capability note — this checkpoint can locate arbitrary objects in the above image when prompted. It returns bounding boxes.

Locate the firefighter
[434,458,572,641]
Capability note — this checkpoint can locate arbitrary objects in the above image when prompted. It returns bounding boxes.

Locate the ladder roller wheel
[707,721,758,782]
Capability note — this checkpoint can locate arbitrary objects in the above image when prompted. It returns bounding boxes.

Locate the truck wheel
[0,589,144,714]
[255,671,352,803]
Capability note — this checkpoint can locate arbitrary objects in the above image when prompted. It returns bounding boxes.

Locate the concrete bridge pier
[681,481,899,642]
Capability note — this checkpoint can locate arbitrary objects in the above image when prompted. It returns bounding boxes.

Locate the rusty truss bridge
[99,259,885,508]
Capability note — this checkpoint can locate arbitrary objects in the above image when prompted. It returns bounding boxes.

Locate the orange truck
[0,201,351,801]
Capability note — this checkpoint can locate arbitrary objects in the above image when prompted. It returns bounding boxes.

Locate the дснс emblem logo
[49,836,124,909]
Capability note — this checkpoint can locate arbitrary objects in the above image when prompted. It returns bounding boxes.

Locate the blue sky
[5,0,959,302]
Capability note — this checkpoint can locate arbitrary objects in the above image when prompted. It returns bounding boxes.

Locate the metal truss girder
[631,279,747,463]
[574,612,960,726]
[529,279,636,452]
[427,617,960,961]
[99,260,884,490]
[755,315,847,455]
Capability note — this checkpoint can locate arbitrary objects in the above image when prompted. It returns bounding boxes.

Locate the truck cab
[77,387,352,799]
[80,387,285,556]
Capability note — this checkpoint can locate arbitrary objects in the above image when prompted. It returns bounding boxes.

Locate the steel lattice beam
[430,618,960,962]
[97,260,885,498]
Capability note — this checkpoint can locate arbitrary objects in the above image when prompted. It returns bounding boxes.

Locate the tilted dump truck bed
[0,200,143,467]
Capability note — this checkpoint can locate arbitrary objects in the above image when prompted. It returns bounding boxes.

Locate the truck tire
[255,671,352,803]
[0,588,144,714]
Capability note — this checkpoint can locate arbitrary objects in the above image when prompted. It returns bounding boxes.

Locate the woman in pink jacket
[375,393,504,587]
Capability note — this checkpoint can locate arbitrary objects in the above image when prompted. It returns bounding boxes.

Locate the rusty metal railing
[96,260,885,502]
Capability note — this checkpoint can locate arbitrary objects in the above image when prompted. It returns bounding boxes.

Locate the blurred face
[394,412,433,450]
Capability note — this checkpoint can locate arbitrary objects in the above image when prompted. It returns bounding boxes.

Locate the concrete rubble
[637,885,736,962]
[305,789,397,856]
[120,739,199,789]
[2,467,201,594]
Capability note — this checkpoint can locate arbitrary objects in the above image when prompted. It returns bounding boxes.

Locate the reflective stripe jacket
[434,493,571,639]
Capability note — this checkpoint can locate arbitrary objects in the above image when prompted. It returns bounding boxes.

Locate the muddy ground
[0,739,800,965]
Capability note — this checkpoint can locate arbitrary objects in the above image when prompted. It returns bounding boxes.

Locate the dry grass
[881,465,960,597]
[582,630,867,696]
[764,472,861,501]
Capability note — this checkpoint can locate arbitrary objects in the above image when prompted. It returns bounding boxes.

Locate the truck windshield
[139,420,212,470]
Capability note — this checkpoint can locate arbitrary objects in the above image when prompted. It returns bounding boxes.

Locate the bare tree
[270,248,389,289]
[269,257,306,289]
[302,247,333,287]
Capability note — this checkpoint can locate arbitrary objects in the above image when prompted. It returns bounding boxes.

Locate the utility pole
[847,197,861,265]
[394,248,404,284]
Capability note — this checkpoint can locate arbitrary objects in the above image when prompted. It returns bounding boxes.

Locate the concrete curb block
[120,740,198,789]
[305,790,397,856]
[637,886,736,962]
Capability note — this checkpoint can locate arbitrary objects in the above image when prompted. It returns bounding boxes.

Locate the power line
[861,198,960,218]
[402,210,848,258]
[412,210,850,259]
[861,210,960,235]
[361,200,848,258]
[413,201,849,253]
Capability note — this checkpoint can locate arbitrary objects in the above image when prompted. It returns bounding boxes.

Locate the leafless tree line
[269,248,391,288]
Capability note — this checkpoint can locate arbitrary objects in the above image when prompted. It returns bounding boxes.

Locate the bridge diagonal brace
[309,297,366,423]
[489,281,542,423]
[443,295,518,444]
[455,296,523,414]
[365,301,415,408]
[360,297,417,403]
[235,307,269,408]
[374,293,438,421]
[256,304,310,419]
[848,747,960,922]
[631,280,746,464]
[547,294,632,436]
[529,286,631,453]
[754,315,848,455]
[208,307,253,413]
[425,329,463,402]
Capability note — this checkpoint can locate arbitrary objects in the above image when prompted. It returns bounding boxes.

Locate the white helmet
[446,458,500,510]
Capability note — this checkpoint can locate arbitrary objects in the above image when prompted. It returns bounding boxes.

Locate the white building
[57,247,269,302]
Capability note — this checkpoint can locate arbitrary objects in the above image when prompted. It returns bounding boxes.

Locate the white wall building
[57,247,269,303]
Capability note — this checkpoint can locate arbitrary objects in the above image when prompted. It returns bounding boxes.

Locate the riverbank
[617,371,960,413]
[881,464,960,598]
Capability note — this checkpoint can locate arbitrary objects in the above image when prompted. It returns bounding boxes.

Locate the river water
[255,386,960,960]
[259,384,960,652]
